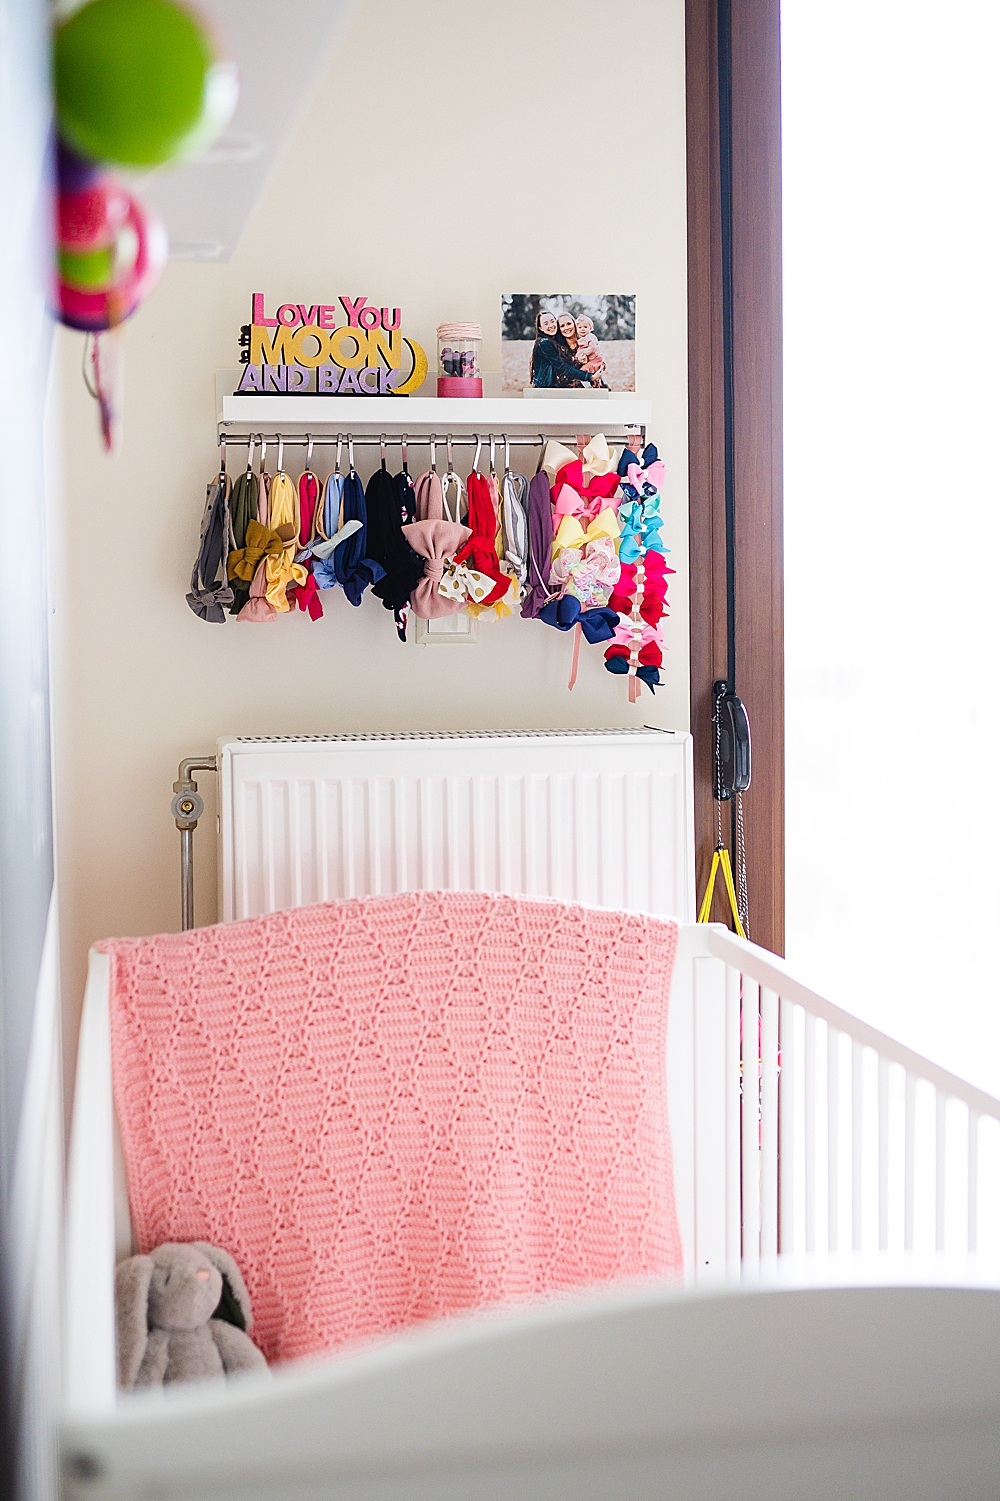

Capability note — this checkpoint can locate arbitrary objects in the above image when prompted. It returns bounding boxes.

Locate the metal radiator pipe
[172,756,217,931]
[180,829,194,931]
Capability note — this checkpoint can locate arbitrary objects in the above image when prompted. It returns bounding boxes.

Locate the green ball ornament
[54,0,237,168]
[58,244,117,292]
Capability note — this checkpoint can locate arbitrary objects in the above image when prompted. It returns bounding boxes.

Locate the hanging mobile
[697,682,752,938]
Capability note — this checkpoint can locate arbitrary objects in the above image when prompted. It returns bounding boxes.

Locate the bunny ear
[192,1243,253,1332]
[115,1254,154,1389]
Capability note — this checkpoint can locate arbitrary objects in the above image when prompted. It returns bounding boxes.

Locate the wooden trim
[686,0,784,954]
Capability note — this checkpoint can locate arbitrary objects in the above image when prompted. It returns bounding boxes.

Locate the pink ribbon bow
[401,519,472,619]
[611,619,663,651]
[626,459,666,495]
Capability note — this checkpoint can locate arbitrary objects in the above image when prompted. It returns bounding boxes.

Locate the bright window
[782,0,1000,1092]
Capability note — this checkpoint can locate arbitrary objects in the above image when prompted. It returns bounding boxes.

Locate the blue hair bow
[539,597,620,643]
[605,656,660,691]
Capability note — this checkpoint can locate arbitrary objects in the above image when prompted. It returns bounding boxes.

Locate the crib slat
[852,1040,863,1252]
[968,1110,979,1255]
[726,965,742,1272]
[827,1025,839,1253]
[904,1072,916,1251]
[935,1090,947,1253]
[804,1011,817,1255]
[760,987,779,1258]
[878,1056,890,1252]
[692,956,727,1279]
[741,977,761,1271]
[778,997,796,1255]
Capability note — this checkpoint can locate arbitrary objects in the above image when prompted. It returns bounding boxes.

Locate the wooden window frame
[687,0,784,954]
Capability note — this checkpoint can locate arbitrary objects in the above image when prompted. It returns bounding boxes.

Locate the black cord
[717,0,742,919]
[717,0,737,694]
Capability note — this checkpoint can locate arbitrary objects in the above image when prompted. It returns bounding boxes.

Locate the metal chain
[736,790,750,939]
[713,690,724,848]
[713,685,750,938]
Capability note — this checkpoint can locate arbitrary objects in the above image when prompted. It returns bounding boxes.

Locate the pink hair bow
[401,519,472,618]
[626,459,666,495]
[552,482,585,520]
[611,619,663,651]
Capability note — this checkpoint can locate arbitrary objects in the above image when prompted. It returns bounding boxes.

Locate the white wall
[53,0,688,1032]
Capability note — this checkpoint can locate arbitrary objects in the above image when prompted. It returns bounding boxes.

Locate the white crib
[62,919,1000,1500]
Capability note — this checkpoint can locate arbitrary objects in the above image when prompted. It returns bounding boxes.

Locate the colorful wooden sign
[236,293,428,396]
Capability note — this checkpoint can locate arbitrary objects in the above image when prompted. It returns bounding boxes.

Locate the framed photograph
[501,294,635,393]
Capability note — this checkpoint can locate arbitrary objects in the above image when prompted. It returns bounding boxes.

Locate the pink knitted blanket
[104,892,682,1364]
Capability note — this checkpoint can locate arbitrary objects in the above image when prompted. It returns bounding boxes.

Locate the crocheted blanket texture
[103,891,682,1364]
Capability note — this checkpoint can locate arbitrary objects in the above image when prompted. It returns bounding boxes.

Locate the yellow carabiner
[697,843,747,940]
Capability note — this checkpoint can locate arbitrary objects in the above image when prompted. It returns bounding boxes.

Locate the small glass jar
[437,321,483,397]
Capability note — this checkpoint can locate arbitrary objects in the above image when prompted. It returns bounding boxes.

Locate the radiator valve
[171,784,204,830]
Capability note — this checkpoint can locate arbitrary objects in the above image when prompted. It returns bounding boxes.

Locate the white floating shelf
[217,377,650,432]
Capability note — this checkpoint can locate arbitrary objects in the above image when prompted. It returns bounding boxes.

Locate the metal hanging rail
[215,430,645,450]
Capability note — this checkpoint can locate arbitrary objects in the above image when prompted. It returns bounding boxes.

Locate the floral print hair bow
[549,535,621,609]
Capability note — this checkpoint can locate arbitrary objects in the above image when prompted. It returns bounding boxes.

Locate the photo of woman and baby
[501,294,636,393]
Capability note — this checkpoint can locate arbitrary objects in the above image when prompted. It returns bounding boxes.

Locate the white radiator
[217,728,695,924]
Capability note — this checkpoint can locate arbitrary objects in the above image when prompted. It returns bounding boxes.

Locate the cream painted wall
[53,0,688,1026]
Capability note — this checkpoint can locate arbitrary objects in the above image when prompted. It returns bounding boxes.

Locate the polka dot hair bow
[437,561,496,606]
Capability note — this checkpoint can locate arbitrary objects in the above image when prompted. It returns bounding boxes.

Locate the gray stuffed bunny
[115,1241,268,1388]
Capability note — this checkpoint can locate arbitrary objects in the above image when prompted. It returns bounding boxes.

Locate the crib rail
[691,927,1000,1277]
